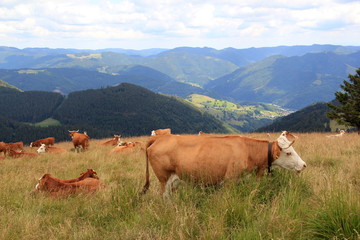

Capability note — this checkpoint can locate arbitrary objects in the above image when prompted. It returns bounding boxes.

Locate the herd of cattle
[0,127,312,198]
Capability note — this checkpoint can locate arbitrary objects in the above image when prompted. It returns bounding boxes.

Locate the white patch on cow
[272,132,307,172]
[35,183,40,190]
[37,144,47,153]
[164,174,181,198]
[30,142,33,147]
[151,130,156,136]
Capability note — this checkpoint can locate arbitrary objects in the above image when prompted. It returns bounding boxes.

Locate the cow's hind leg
[163,174,181,199]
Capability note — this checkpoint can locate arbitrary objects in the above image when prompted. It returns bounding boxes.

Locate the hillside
[53,83,232,136]
[256,102,332,132]
[206,51,360,109]
[186,94,291,132]
[0,84,233,143]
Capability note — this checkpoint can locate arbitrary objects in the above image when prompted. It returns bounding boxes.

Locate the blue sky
[1,0,359,50]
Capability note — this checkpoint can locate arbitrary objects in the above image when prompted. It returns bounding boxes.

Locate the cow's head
[68,130,79,138]
[37,144,47,153]
[114,135,123,146]
[272,131,307,172]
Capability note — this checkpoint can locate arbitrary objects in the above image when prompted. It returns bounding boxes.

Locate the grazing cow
[68,130,90,152]
[142,131,307,197]
[30,137,55,147]
[37,144,67,154]
[0,141,7,156]
[33,173,103,197]
[151,128,171,136]
[8,149,38,158]
[101,135,122,146]
[326,130,346,138]
[6,141,24,151]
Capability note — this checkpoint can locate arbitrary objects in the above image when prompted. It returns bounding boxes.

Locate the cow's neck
[267,142,273,173]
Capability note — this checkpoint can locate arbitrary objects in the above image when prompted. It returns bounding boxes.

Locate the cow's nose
[303,164,307,169]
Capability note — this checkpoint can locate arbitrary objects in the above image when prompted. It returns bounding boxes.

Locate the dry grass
[0,132,359,240]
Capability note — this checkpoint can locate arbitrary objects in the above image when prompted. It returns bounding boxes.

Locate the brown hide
[31,137,55,147]
[6,141,24,151]
[36,174,103,197]
[142,135,281,194]
[69,131,90,150]
[101,136,120,146]
[45,146,67,153]
[154,128,171,135]
[0,142,7,156]
[8,149,38,158]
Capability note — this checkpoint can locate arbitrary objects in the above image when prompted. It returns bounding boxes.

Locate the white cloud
[0,0,359,49]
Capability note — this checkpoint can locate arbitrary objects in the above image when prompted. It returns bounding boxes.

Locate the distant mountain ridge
[1,44,359,111]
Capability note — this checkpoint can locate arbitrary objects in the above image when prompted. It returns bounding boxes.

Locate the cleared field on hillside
[0,133,359,240]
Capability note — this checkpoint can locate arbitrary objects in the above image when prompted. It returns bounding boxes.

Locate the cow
[6,141,24,151]
[32,173,103,197]
[326,130,346,138]
[110,142,136,154]
[8,149,38,158]
[30,137,55,147]
[141,131,307,197]
[0,141,7,156]
[101,135,122,146]
[151,128,171,136]
[68,130,90,152]
[31,169,99,195]
[37,144,67,154]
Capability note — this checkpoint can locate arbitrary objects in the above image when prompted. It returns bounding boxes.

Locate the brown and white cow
[30,137,55,147]
[6,141,24,151]
[101,135,122,146]
[151,128,171,136]
[141,131,307,197]
[37,144,67,154]
[33,173,103,197]
[68,130,90,152]
[8,149,38,158]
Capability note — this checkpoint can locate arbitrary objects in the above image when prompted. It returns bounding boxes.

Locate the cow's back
[147,135,248,184]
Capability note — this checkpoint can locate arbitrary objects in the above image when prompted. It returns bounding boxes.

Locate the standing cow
[142,131,307,197]
[68,130,90,152]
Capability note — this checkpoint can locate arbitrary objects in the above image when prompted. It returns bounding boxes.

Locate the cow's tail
[141,137,157,195]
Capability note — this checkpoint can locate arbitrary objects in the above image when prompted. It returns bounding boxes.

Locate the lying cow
[68,130,90,152]
[101,135,122,146]
[37,144,67,154]
[141,131,307,197]
[151,128,171,136]
[30,137,55,147]
[8,149,38,158]
[110,142,143,154]
[33,173,103,197]
[31,169,99,195]
[326,130,346,138]
[6,141,24,151]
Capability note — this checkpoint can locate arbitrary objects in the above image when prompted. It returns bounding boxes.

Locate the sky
[1,0,360,50]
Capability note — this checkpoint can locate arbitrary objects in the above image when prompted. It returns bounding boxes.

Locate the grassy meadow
[0,133,359,240]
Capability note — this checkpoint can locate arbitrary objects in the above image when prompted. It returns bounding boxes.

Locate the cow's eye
[286,152,292,156]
